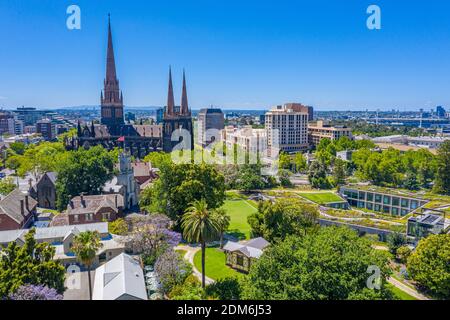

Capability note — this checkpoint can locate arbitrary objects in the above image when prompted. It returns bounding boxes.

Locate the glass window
[401,199,409,207]
[358,201,365,208]
[374,204,381,212]
[366,203,373,210]
[375,194,382,203]
[392,197,400,206]
[383,206,390,214]
[383,196,391,205]
[391,207,399,216]
[359,192,366,200]
[401,209,409,216]
[411,200,419,209]
[366,193,374,202]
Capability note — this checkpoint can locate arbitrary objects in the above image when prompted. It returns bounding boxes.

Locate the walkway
[176,245,214,285]
[387,277,430,300]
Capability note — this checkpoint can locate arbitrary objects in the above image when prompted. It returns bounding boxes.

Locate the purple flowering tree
[125,214,181,265]
[9,285,63,300]
[154,249,192,294]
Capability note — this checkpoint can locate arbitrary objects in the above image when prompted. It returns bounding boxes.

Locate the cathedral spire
[181,69,189,115]
[167,66,175,115]
[106,14,117,83]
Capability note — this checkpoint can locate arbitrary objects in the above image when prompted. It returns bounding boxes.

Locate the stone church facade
[68,16,193,158]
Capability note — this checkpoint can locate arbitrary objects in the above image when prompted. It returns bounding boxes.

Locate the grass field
[386,283,418,300]
[298,192,344,204]
[222,199,257,240]
[193,247,244,280]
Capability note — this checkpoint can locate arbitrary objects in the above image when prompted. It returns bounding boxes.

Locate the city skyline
[1,1,450,111]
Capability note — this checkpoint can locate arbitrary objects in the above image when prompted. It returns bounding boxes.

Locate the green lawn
[386,283,418,300]
[222,199,257,240]
[193,247,244,281]
[298,192,344,204]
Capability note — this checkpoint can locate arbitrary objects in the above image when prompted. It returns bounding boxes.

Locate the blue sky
[0,0,449,111]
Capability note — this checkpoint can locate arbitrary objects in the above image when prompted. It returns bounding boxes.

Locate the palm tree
[213,208,230,249]
[72,231,103,300]
[182,199,220,288]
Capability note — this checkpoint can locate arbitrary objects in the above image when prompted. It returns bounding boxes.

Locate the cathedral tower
[101,15,124,135]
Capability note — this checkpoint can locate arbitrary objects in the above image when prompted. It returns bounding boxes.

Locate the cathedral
[71,16,194,158]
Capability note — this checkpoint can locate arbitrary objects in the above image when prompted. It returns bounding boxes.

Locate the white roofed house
[93,253,147,300]
[0,222,126,267]
[223,237,270,273]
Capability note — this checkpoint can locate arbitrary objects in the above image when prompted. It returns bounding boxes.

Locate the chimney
[115,195,118,208]
[25,195,29,211]
[20,199,25,216]
[80,193,85,208]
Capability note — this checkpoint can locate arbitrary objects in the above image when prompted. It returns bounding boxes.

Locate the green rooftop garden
[298,192,345,205]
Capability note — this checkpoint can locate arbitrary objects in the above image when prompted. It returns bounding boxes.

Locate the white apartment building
[221,126,267,162]
[265,104,309,156]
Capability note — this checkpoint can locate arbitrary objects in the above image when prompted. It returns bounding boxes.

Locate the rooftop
[92,253,147,300]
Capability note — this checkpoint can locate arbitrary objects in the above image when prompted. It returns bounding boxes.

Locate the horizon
[1,1,450,111]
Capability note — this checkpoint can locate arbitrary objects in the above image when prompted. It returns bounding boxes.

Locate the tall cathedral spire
[181,69,189,115]
[167,66,175,115]
[106,14,117,83]
[101,14,124,131]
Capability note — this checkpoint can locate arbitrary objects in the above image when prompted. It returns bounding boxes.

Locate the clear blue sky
[0,0,449,111]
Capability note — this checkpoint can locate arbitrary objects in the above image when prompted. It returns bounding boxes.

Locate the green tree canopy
[248,198,319,242]
[241,226,393,300]
[433,140,450,195]
[56,146,115,211]
[0,229,65,298]
[147,162,226,221]
[407,234,450,298]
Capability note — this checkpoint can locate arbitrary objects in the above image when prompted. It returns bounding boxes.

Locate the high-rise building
[221,126,267,159]
[197,108,224,146]
[0,113,15,135]
[265,103,309,156]
[36,119,56,141]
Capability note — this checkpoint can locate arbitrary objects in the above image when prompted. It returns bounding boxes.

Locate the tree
[168,275,203,300]
[332,158,347,186]
[396,246,412,264]
[308,160,332,189]
[236,164,266,192]
[433,140,450,195]
[125,214,181,265]
[182,199,220,288]
[293,153,307,173]
[205,277,242,300]
[154,249,192,295]
[108,218,128,235]
[387,232,407,255]
[278,152,292,170]
[9,284,63,300]
[0,177,16,196]
[407,234,450,298]
[72,231,103,300]
[149,163,226,221]
[241,227,393,300]
[278,169,293,188]
[248,198,319,242]
[56,146,115,211]
[0,229,65,298]
[9,142,26,155]
[213,208,231,249]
